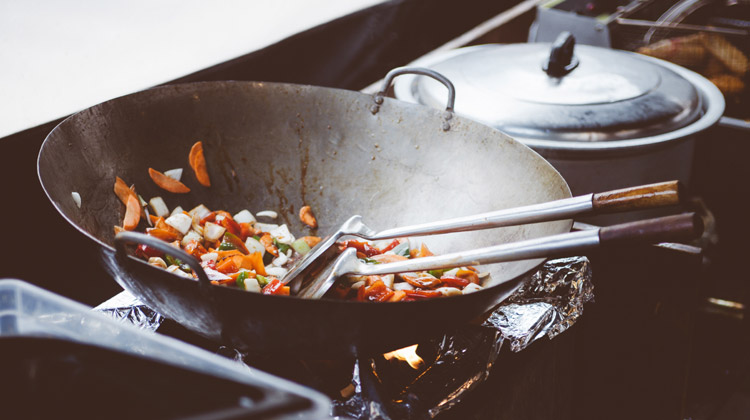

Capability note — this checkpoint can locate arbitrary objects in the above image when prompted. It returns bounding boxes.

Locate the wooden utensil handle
[599,212,703,246]
[592,181,682,212]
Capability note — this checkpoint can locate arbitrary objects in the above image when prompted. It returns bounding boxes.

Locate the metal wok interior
[38,81,572,357]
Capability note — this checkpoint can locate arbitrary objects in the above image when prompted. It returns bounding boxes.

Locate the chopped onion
[393,282,414,291]
[166,265,193,279]
[71,192,81,208]
[255,222,279,233]
[189,204,211,220]
[203,222,226,242]
[265,266,288,277]
[269,224,295,244]
[462,283,483,294]
[163,168,183,181]
[181,230,203,246]
[244,278,262,293]
[244,237,265,256]
[170,206,184,216]
[201,252,218,263]
[256,210,278,219]
[148,197,169,218]
[380,274,395,289]
[390,242,410,257]
[165,213,192,235]
[442,268,460,277]
[478,271,490,279]
[350,280,366,290]
[435,287,462,297]
[233,209,256,224]
[204,267,231,281]
[272,252,288,267]
[148,257,167,269]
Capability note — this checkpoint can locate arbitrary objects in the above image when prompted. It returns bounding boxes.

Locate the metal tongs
[283,181,688,298]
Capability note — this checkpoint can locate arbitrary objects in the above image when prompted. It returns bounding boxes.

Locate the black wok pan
[38,71,572,357]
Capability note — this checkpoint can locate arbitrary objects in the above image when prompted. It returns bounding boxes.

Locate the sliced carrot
[148,168,190,193]
[123,194,141,231]
[114,176,136,205]
[146,228,180,242]
[216,257,239,274]
[189,141,211,187]
[370,253,408,263]
[299,205,317,228]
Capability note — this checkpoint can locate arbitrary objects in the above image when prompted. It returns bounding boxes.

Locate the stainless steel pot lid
[394,33,706,144]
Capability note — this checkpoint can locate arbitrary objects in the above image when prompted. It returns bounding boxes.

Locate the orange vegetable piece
[259,233,279,257]
[113,177,137,206]
[299,205,317,228]
[189,141,211,187]
[148,168,190,193]
[239,252,266,276]
[388,290,406,302]
[146,228,180,242]
[123,194,141,231]
[301,236,322,248]
[456,268,480,284]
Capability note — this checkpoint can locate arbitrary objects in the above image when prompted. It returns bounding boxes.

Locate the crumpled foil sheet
[93,290,164,331]
[332,256,594,419]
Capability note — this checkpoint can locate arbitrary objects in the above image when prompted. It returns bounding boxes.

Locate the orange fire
[383,344,424,370]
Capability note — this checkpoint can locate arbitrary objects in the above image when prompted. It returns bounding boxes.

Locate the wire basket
[611,0,750,119]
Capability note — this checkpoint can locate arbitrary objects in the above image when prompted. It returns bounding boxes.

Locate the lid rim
[394,43,719,145]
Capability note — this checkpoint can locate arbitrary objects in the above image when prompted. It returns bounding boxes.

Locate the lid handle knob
[543,32,579,78]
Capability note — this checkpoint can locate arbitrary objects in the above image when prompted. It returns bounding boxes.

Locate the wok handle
[599,212,703,247]
[114,231,212,288]
[365,181,683,241]
[593,180,682,213]
[374,67,456,131]
[356,213,702,276]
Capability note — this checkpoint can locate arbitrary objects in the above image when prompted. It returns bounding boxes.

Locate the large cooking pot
[37,73,572,357]
[393,33,725,197]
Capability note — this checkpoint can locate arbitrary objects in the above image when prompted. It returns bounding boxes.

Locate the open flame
[383,344,424,370]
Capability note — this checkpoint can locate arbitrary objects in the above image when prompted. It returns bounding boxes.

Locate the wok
[38,70,573,357]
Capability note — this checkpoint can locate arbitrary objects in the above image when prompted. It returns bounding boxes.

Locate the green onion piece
[253,235,261,240]
[256,275,269,287]
[291,239,311,255]
[428,269,446,278]
[273,238,290,254]
[165,255,182,267]
[218,241,237,251]
[236,271,249,289]
[361,257,380,264]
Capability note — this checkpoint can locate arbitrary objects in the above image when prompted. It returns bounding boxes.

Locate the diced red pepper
[439,275,470,289]
[219,216,241,237]
[340,240,381,257]
[403,289,442,300]
[379,239,401,253]
[262,278,286,295]
[136,244,163,259]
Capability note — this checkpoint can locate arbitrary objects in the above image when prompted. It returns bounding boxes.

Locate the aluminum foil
[93,256,593,419]
[332,256,594,419]
[93,290,164,331]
